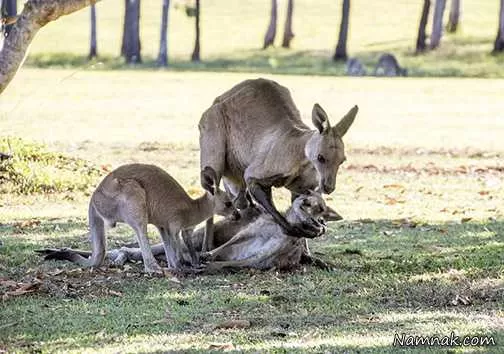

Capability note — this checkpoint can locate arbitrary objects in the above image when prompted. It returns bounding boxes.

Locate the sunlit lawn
[0,68,503,352]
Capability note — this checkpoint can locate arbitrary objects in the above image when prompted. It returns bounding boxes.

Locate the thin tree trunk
[263,0,277,49]
[191,0,200,61]
[430,0,446,49]
[3,0,17,36]
[333,0,350,61]
[157,0,169,66]
[416,0,430,53]
[121,0,141,64]
[88,4,97,59]
[446,0,460,33]
[281,0,294,48]
[494,0,504,52]
[0,0,100,95]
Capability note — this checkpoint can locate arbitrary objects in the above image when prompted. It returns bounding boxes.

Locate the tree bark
[191,0,200,61]
[333,0,350,61]
[446,0,460,33]
[494,0,504,52]
[263,0,277,49]
[0,0,100,95]
[157,0,169,66]
[3,0,17,36]
[120,0,141,64]
[281,0,294,48]
[416,0,430,53]
[88,4,97,59]
[430,0,446,49]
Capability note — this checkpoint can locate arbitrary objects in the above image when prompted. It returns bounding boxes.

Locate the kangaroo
[47,163,235,274]
[40,192,336,271]
[200,192,329,271]
[346,58,367,76]
[374,53,407,77]
[199,78,358,250]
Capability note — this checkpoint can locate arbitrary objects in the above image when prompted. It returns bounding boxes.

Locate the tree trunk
[446,0,460,33]
[416,0,430,53]
[430,0,446,49]
[191,0,200,61]
[263,0,277,49]
[494,0,504,52]
[88,4,97,59]
[121,0,141,64]
[0,0,100,95]
[281,0,294,48]
[333,0,350,61]
[157,0,169,66]
[3,0,17,36]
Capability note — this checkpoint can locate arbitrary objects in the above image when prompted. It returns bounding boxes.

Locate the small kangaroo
[346,58,367,76]
[49,163,235,273]
[199,78,358,250]
[374,53,407,77]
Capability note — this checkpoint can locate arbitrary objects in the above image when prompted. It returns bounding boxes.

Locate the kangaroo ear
[201,166,217,195]
[312,103,330,134]
[323,205,343,221]
[334,105,358,137]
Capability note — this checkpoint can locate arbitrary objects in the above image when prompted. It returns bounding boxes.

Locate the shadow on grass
[23,44,504,78]
[0,217,503,352]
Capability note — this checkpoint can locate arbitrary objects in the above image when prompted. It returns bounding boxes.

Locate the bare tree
[333,0,350,61]
[263,0,277,49]
[281,0,294,48]
[157,0,170,66]
[191,0,200,61]
[494,0,504,52]
[0,0,100,95]
[121,0,141,63]
[430,0,446,49]
[446,0,460,33]
[416,0,430,53]
[88,4,97,59]
[2,0,17,36]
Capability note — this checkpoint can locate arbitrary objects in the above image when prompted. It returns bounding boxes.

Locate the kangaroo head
[305,104,358,194]
[288,191,328,236]
[201,166,237,218]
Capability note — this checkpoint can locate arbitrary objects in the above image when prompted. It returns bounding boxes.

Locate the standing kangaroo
[56,163,235,273]
[199,78,357,249]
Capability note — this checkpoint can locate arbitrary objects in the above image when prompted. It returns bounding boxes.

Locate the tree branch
[0,0,100,95]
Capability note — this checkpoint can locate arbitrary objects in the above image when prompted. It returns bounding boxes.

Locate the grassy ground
[9,0,504,77]
[0,70,503,352]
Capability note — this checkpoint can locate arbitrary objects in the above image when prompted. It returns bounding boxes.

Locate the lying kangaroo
[51,163,235,273]
[199,78,358,249]
[374,53,407,77]
[40,192,336,271]
[201,192,330,270]
[346,58,367,76]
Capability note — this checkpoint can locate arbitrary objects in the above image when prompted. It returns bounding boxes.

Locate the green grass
[1,71,504,352]
[12,0,504,77]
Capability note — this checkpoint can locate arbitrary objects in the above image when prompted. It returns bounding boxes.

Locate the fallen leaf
[354,186,364,193]
[108,290,123,297]
[214,319,251,329]
[461,217,472,223]
[383,184,405,189]
[479,191,490,196]
[208,342,235,351]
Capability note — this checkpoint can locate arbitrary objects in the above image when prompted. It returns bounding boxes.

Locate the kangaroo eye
[225,202,233,208]
[317,154,326,164]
